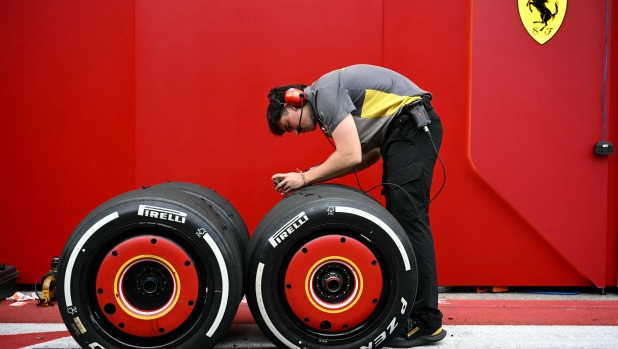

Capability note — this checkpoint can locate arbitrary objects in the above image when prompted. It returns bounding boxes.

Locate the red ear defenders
[284,88,306,107]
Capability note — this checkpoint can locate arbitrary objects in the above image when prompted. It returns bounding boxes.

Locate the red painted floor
[439,299,618,326]
[1,331,69,349]
[0,301,63,323]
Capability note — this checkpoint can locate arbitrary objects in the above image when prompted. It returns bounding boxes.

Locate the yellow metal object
[518,0,568,45]
[40,274,56,307]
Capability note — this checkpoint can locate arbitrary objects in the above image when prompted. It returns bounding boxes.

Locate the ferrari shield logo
[518,0,567,45]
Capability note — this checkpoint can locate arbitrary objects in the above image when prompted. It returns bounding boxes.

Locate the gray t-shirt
[304,64,430,154]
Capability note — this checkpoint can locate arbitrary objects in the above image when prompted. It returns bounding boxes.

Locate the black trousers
[380,99,443,328]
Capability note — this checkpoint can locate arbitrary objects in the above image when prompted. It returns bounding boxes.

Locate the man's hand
[272,172,305,194]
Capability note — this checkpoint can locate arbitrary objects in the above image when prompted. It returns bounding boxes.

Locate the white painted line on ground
[386,325,618,349]
[18,325,618,349]
[0,323,68,335]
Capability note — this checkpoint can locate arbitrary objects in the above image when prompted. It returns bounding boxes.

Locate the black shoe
[387,318,446,347]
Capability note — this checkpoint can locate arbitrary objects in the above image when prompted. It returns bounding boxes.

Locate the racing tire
[245,184,417,349]
[57,187,243,349]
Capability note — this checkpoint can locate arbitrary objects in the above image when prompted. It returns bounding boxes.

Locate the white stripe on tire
[64,212,119,307]
[256,263,300,349]
[335,206,411,271]
[204,233,229,337]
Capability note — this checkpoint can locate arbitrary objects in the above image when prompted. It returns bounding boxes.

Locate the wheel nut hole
[188,300,194,306]
[151,238,157,244]
[327,279,340,292]
[321,271,343,293]
[304,318,310,322]
[142,277,158,294]
[118,323,124,328]
[340,237,346,243]
[104,303,116,315]
[302,248,308,253]
[286,284,292,289]
[112,251,118,257]
[372,260,377,266]
[159,328,165,333]
[343,324,348,329]
[97,288,103,294]
[372,298,378,304]
[184,260,191,266]
[320,321,332,331]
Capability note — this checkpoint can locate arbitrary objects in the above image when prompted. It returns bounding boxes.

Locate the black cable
[296,93,305,134]
[364,131,446,219]
[315,99,445,216]
[319,122,445,218]
[601,0,608,142]
[312,78,445,213]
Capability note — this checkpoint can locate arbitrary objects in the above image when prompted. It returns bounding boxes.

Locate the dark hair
[266,84,307,136]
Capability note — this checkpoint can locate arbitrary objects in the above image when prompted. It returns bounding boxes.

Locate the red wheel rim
[284,235,383,332]
[95,236,199,337]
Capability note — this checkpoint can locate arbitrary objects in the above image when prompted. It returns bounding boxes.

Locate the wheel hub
[123,260,173,310]
[95,236,200,337]
[284,235,383,333]
[318,268,348,296]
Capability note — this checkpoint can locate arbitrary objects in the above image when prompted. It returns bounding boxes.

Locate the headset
[284,88,306,107]
[284,88,306,133]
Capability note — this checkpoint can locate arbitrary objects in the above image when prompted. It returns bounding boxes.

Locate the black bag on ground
[0,264,19,299]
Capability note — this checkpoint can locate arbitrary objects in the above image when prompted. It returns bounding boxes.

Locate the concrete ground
[438,286,618,301]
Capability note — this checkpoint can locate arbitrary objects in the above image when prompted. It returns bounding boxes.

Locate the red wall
[133,0,385,223]
[0,1,135,283]
[1,0,615,288]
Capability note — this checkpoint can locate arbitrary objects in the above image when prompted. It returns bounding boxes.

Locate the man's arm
[273,114,362,193]
[303,147,380,182]
[345,147,381,175]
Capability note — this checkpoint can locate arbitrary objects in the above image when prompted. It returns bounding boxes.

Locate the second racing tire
[245,184,417,349]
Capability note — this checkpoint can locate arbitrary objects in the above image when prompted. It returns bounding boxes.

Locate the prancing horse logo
[518,0,567,45]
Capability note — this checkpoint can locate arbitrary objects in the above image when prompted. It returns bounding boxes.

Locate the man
[266,64,445,347]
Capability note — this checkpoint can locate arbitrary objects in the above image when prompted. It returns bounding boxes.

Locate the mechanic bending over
[265,64,445,347]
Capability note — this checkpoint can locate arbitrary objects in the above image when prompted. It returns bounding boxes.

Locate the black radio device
[408,102,431,130]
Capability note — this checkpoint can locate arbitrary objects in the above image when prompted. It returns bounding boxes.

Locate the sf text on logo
[518,0,567,45]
